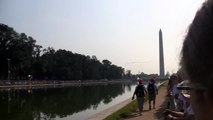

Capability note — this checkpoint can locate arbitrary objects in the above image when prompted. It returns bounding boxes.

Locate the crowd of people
[165,0,213,120]
[131,74,195,119]
[163,74,194,120]
[133,0,213,120]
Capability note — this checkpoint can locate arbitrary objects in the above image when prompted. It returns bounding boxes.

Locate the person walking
[147,77,158,110]
[132,78,147,116]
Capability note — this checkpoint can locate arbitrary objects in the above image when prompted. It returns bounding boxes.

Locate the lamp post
[7,58,11,81]
[6,58,11,113]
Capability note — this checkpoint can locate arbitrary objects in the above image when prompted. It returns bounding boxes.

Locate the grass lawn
[104,99,137,120]
[104,96,148,120]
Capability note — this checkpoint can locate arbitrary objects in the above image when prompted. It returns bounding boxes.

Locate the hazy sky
[0,0,205,74]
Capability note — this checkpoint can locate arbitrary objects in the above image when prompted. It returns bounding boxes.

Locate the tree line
[0,23,124,80]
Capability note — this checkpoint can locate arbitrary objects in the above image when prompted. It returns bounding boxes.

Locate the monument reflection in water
[0,83,136,120]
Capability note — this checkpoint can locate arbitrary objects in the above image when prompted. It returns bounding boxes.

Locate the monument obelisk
[159,29,165,77]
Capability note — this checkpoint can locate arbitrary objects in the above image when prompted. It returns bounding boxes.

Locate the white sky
[0,0,205,74]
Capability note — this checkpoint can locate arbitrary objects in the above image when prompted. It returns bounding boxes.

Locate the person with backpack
[147,77,158,110]
[132,78,147,115]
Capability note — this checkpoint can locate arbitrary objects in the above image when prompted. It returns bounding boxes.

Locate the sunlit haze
[0,0,205,74]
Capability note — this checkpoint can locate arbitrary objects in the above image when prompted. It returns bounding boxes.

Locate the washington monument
[159,29,165,77]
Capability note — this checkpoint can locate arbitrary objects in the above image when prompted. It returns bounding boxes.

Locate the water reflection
[0,83,135,120]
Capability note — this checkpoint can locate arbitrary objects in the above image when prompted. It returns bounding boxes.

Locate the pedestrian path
[87,82,168,120]
[124,83,167,120]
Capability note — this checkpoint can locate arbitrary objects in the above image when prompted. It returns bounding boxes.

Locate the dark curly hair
[181,0,213,89]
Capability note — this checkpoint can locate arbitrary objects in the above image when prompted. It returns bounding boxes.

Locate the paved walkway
[124,83,168,120]
[87,82,168,120]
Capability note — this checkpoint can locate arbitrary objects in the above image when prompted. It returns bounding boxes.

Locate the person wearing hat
[163,83,195,120]
[180,0,213,120]
[132,78,147,116]
[147,77,158,110]
[167,74,180,110]
[163,94,194,120]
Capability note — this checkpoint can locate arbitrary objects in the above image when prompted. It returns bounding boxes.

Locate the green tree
[0,24,38,79]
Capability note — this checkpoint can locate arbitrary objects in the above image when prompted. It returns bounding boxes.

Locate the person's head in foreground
[181,0,213,120]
